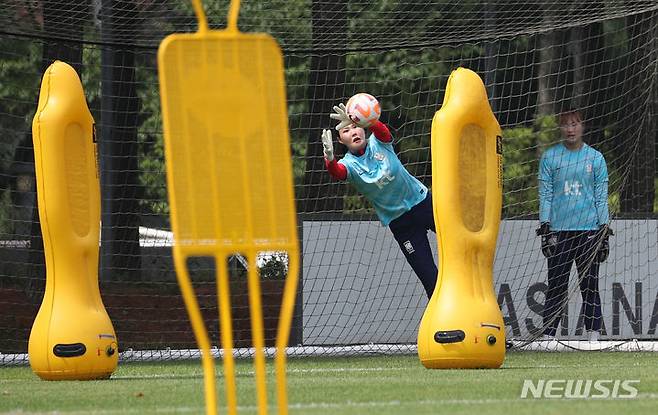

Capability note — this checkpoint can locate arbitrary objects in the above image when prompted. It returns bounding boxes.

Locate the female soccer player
[537,109,612,341]
[321,101,437,299]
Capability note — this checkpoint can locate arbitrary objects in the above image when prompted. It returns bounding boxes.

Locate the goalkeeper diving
[321,96,437,299]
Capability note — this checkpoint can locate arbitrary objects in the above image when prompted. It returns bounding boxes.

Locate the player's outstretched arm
[330,96,392,143]
[321,129,334,161]
[330,103,352,130]
[321,129,347,181]
[369,120,392,143]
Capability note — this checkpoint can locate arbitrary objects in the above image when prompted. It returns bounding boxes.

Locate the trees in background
[0,1,655,257]
[298,0,347,215]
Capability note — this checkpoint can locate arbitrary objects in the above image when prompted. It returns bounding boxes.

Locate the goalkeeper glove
[536,222,557,258]
[330,103,352,130]
[321,129,334,161]
[596,225,614,263]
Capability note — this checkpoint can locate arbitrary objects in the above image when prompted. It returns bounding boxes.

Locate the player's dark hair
[559,108,583,125]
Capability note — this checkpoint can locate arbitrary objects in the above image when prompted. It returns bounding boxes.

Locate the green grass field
[1,352,657,414]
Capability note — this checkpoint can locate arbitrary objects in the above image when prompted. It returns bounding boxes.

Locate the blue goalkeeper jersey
[538,143,609,231]
[338,134,428,226]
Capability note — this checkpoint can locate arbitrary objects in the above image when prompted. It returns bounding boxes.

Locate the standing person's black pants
[543,230,603,336]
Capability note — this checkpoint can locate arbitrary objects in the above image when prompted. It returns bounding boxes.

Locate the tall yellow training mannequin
[418,68,505,369]
[29,61,118,380]
[158,0,299,414]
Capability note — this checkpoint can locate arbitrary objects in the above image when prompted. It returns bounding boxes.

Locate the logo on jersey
[374,152,385,161]
[564,180,582,196]
[374,167,395,189]
[586,163,592,173]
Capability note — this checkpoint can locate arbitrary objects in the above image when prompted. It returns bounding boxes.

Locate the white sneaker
[587,331,600,342]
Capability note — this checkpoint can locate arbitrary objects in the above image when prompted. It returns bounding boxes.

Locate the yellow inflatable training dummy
[28,61,118,380]
[418,67,505,369]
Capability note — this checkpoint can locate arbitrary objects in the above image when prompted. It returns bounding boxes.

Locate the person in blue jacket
[536,109,612,341]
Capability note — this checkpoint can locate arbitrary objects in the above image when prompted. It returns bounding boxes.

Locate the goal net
[0,0,656,364]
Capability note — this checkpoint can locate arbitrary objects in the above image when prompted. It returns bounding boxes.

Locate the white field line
[11,394,658,415]
[108,366,413,380]
[0,362,639,383]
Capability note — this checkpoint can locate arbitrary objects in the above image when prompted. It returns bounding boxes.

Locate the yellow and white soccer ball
[346,92,381,127]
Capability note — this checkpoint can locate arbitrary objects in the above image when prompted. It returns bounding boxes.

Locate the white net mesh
[0,1,656,364]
